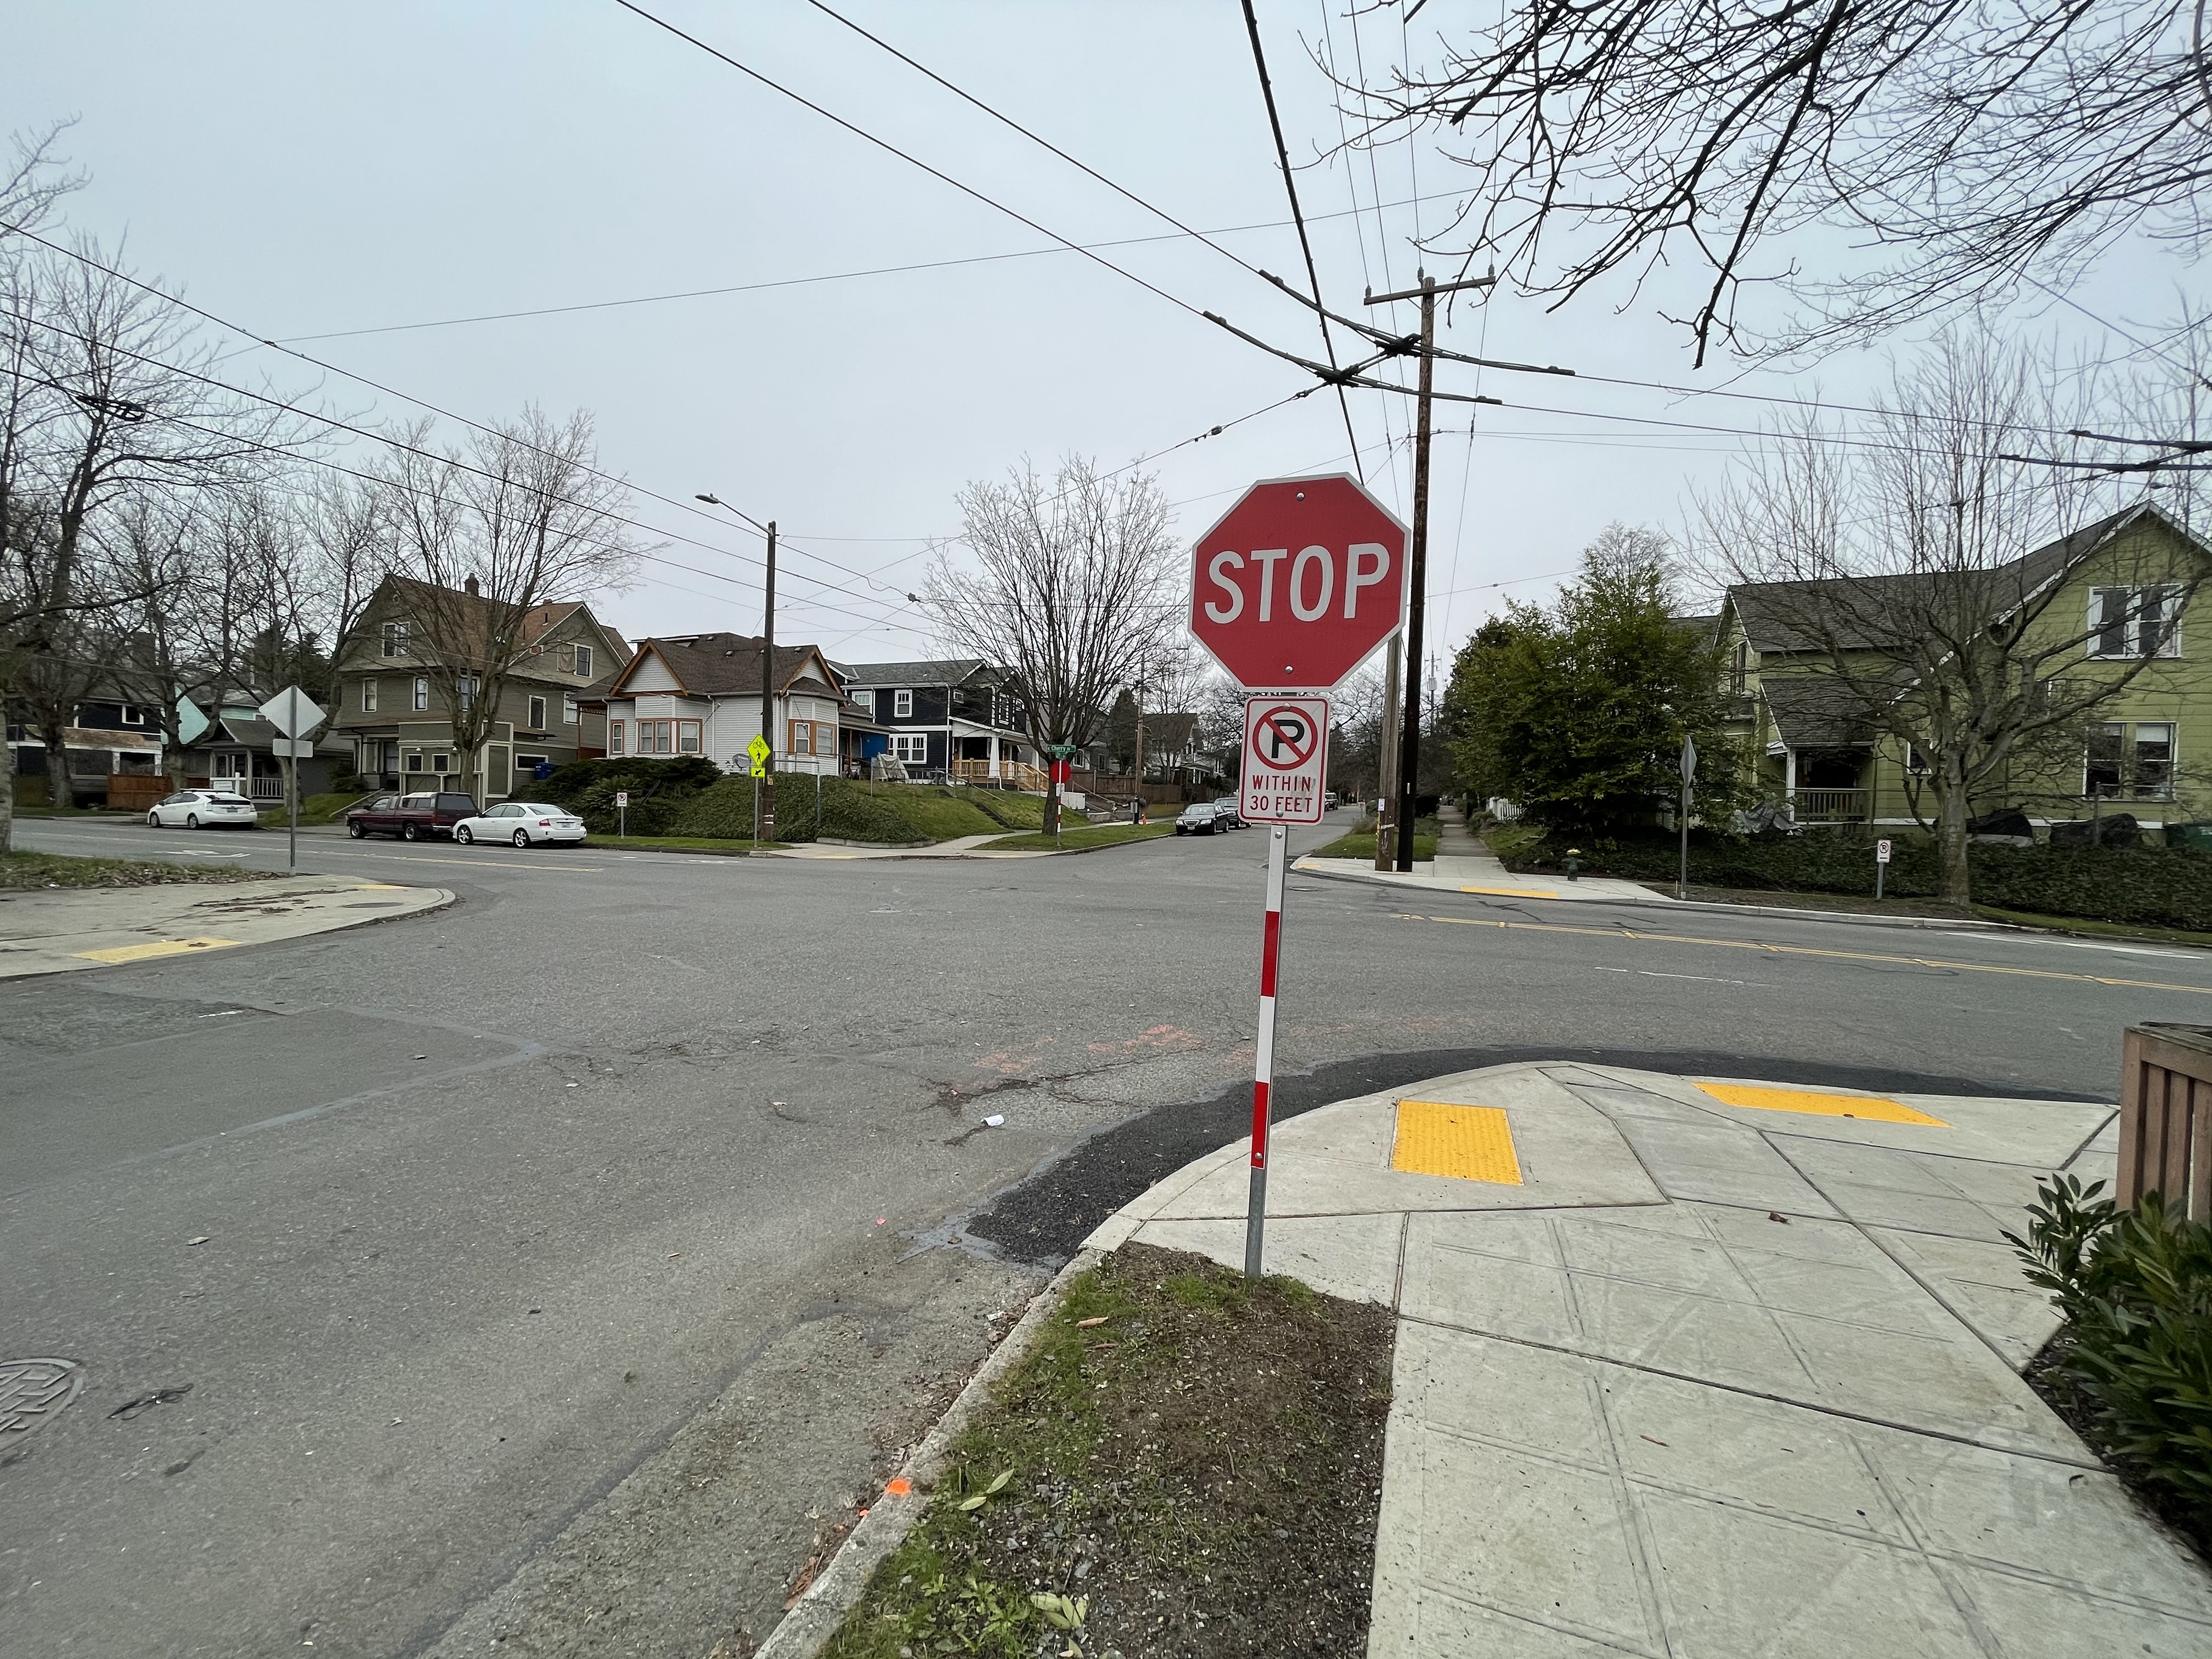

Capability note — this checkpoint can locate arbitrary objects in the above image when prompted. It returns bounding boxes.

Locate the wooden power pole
[1366,271,1494,872]
[760,520,777,838]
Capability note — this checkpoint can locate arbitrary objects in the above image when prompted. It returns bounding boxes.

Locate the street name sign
[1189,473,1408,691]
[1240,697,1329,825]
[258,685,325,739]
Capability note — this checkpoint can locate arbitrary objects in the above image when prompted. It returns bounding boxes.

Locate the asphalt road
[7,812,2210,1659]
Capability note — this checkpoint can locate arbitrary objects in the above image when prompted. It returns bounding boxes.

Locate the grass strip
[0,850,274,889]
[823,1243,1393,1659]
[980,822,1177,853]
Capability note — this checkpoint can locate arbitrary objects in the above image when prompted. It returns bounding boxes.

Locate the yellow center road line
[1395,912,2212,997]
[1461,885,1560,899]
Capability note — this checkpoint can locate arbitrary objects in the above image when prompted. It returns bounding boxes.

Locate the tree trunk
[1936,770,1972,906]
[37,709,77,810]
[1,709,14,855]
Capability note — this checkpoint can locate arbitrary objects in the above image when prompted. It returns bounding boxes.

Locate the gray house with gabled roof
[828,657,1043,785]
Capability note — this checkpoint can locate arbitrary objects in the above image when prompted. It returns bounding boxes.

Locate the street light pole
[697,493,776,838]
[1366,271,1495,872]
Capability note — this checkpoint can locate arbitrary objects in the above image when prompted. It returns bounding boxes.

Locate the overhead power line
[1238,0,1366,478]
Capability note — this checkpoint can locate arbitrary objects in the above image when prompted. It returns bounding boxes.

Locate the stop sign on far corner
[1189,473,1408,690]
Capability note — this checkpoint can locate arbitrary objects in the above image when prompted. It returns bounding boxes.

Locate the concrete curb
[1291,858,2017,933]
[755,1248,1102,1659]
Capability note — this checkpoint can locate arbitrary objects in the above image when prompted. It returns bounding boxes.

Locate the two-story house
[596,633,870,776]
[6,688,165,807]
[1711,503,2212,831]
[330,575,631,800]
[831,658,1043,787]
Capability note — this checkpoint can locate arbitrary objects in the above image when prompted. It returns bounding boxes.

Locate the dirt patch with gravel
[822,1242,1396,1659]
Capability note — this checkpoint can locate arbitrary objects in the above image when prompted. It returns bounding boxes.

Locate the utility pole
[759,520,777,839]
[1373,635,1401,872]
[1367,271,1494,872]
[1130,662,1147,816]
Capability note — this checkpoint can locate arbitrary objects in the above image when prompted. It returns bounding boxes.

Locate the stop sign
[1188,473,1408,690]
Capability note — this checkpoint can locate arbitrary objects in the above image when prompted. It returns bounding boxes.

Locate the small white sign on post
[1239,696,1330,825]
[1876,839,1893,864]
[614,791,630,809]
[270,736,314,759]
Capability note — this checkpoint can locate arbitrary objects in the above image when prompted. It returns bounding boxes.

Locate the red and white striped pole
[1244,821,1289,1278]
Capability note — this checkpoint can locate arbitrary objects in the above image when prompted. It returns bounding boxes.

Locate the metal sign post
[1237,695,1329,1279]
[1876,837,1892,900]
[1678,735,1697,901]
[258,689,325,878]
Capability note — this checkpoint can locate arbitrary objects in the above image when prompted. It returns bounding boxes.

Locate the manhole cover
[1,1358,85,1436]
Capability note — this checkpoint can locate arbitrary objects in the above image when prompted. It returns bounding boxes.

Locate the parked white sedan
[451,802,587,847]
[146,789,261,829]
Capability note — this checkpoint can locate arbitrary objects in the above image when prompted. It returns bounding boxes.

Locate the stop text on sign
[1240,695,1329,825]
[1188,474,1408,691]
[1202,541,1393,624]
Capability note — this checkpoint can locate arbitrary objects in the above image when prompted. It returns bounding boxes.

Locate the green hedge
[1504,827,2212,930]
[533,759,1026,844]
[2010,1177,2212,1532]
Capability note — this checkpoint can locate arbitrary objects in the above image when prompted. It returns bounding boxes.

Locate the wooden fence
[2118,1023,2212,1220]
[105,773,171,812]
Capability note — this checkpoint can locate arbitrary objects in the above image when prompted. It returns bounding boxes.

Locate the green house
[1710,503,2212,834]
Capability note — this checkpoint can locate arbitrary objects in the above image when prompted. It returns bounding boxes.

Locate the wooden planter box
[2118,1023,2212,1220]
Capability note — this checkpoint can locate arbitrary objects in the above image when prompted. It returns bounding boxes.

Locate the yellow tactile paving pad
[1695,1081,1950,1127]
[1392,1101,1524,1184]
[71,937,241,964]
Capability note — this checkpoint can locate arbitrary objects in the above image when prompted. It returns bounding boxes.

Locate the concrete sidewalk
[1087,1061,2212,1656]
[0,874,452,978]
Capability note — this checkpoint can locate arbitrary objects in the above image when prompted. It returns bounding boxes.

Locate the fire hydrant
[1564,848,1582,882]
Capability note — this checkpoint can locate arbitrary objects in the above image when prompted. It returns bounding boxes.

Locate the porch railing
[953,758,1048,792]
[1790,787,1871,823]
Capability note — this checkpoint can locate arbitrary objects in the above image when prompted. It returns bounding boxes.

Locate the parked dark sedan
[345,791,479,841]
[1176,802,1229,836]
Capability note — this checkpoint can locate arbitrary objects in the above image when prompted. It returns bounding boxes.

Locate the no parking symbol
[1241,696,1329,825]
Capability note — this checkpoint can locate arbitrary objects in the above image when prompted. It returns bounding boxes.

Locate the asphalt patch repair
[821,1243,1393,1659]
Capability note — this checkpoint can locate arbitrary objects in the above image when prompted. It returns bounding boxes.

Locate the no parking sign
[1240,697,1329,825]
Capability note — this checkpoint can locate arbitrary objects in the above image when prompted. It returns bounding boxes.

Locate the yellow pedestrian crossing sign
[747,733,771,777]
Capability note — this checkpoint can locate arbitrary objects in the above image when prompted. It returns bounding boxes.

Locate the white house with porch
[596,634,866,776]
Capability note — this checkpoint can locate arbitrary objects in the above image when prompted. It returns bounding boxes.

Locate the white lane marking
[1595,966,1773,988]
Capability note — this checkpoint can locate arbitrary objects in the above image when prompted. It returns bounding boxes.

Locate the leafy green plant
[2008,1177,2212,1515]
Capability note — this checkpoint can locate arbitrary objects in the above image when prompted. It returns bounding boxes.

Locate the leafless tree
[924,456,1181,830]
[1692,336,2203,902]
[298,471,396,710]
[370,409,644,791]
[1343,2,2212,363]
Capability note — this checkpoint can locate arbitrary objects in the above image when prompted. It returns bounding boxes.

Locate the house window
[120,704,144,726]
[1904,742,1931,776]
[413,677,429,712]
[636,720,674,754]
[893,689,913,718]
[678,719,701,753]
[853,688,873,715]
[382,620,411,657]
[562,692,577,725]
[815,721,834,755]
[789,720,811,755]
[893,733,928,764]
[2086,721,2177,799]
[2089,585,2184,659]
[362,678,379,713]
[458,673,479,709]
[528,695,547,730]
[403,749,425,773]
[1729,641,1748,695]
[573,644,594,679]
[432,752,451,774]
[516,753,551,780]
[609,719,625,755]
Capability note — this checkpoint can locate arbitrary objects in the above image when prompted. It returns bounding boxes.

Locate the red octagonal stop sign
[1188,473,1408,690]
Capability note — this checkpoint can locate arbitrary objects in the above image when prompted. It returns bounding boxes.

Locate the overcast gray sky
[7,2,2196,673]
